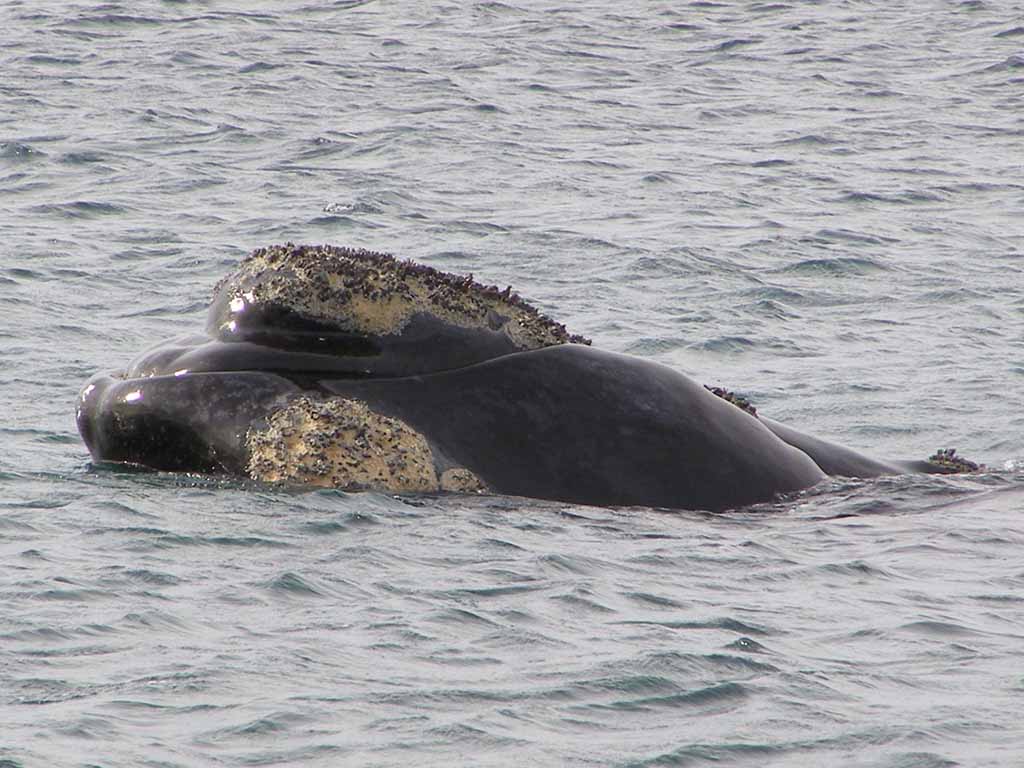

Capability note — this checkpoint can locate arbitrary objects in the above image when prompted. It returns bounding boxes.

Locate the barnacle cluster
[927,448,981,473]
[246,395,486,494]
[704,385,758,417]
[213,243,589,348]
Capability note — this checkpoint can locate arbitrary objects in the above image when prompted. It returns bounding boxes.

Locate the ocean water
[2,2,1024,766]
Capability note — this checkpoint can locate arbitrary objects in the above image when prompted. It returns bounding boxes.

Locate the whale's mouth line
[109,328,558,388]
[136,367,379,380]
[105,360,448,388]
[120,310,545,382]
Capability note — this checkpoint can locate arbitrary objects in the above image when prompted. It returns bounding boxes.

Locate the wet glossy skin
[79,338,832,510]
[77,248,960,511]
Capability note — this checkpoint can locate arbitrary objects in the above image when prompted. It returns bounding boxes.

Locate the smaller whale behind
[76,244,979,512]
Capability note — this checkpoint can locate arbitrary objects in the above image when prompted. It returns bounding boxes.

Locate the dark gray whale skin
[318,345,828,511]
[78,341,826,510]
[78,244,967,511]
[77,333,955,512]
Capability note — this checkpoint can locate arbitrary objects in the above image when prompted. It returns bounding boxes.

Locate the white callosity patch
[246,394,486,494]
[213,243,590,349]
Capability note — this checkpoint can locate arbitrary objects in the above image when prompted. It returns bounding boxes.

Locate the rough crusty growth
[439,467,488,493]
[704,385,758,417]
[927,448,982,473]
[246,395,487,494]
[215,243,590,348]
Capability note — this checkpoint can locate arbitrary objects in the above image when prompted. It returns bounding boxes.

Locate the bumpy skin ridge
[246,395,487,494]
[211,243,591,349]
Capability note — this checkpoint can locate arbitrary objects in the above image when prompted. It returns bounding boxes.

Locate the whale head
[76,243,588,478]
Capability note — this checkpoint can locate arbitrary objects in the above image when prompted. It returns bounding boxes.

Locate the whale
[76,244,978,512]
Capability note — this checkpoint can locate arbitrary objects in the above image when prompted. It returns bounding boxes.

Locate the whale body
[76,244,973,512]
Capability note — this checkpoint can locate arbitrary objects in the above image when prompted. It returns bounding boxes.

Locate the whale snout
[76,365,301,476]
[77,372,227,473]
[75,375,106,462]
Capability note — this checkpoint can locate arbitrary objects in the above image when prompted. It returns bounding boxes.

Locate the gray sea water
[2,2,1024,766]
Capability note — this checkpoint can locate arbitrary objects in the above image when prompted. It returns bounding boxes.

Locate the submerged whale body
[77,244,975,512]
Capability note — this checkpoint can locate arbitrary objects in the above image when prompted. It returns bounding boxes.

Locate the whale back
[305,345,829,511]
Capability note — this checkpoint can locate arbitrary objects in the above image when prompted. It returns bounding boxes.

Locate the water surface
[2,2,1023,766]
